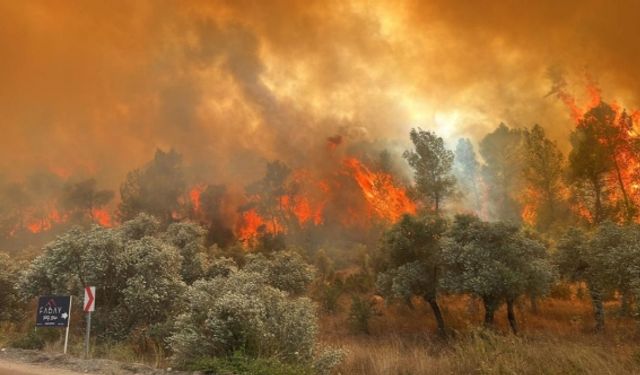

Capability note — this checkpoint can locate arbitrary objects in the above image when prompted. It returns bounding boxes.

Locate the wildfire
[553,83,640,224]
[343,157,416,222]
[189,185,205,213]
[280,195,323,225]
[26,208,65,233]
[235,157,415,242]
[520,187,540,226]
[236,209,268,241]
[91,208,113,227]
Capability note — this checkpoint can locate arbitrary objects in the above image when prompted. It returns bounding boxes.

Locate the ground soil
[0,348,194,375]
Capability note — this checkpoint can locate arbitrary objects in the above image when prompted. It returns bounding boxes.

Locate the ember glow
[343,158,416,222]
[235,157,415,241]
[26,208,64,234]
[2,1,640,248]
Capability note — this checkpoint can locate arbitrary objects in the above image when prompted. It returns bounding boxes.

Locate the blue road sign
[36,296,72,327]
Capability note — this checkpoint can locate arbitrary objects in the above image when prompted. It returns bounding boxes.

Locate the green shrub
[348,295,375,334]
[187,352,314,375]
[168,270,318,365]
[343,272,373,294]
[10,331,46,350]
[244,251,315,295]
[321,281,343,313]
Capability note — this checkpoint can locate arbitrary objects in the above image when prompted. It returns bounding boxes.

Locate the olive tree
[375,214,448,335]
[556,222,640,330]
[19,214,186,340]
[163,222,209,284]
[0,252,21,322]
[168,266,317,366]
[243,251,315,295]
[443,215,554,333]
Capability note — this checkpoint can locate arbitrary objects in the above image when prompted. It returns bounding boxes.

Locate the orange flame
[92,208,112,227]
[189,185,205,213]
[343,157,416,222]
[26,208,64,233]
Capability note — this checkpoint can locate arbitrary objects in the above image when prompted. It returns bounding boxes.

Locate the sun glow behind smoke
[2,0,640,244]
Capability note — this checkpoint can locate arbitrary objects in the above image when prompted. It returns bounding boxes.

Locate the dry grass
[321,293,640,374]
[333,332,639,375]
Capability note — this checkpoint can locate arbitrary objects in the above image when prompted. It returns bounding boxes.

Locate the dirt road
[0,358,86,375]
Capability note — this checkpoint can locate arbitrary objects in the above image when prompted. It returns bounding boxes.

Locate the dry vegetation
[320,293,640,374]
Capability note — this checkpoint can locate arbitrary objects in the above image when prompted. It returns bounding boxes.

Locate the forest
[3,1,640,373]
[3,90,640,374]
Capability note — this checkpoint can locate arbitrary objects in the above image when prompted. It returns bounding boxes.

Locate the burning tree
[521,124,567,231]
[61,178,114,226]
[118,149,186,224]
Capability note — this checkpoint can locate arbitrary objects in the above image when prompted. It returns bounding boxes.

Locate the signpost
[83,286,95,358]
[36,296,72,354]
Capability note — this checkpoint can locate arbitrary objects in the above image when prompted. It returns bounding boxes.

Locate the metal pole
[63,296,72,355]
[84,312,91,358]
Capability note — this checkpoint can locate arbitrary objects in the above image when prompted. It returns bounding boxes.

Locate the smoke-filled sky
[1,0,639,188]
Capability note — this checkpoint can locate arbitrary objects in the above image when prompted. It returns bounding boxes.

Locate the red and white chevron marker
[83,286,95,312]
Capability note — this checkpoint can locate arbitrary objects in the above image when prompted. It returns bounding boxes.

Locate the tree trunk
[593,180,603,224]
[612,157,634,222]
[589,288,605,332]
[507,298,518,334]
[426,297,446,337]
[483,297,497,327]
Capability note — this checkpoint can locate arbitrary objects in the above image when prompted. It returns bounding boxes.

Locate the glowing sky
[1,0,639,187]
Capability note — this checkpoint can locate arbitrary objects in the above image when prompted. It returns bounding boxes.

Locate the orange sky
[1,0,639,188]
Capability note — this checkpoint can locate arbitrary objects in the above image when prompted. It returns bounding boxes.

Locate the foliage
[522,124,567,231]
[348,295,375,334]
[320,280,343,313]
[187,352,315,375]
[18,214,186,340]
[244,251,315,295]
[314,249,334,281]
[163,222,209,284]
[313,348,345,375]
[556,222,640,329]
[443,214,555,331]
[168,270,318,366]
[9,331,46,350]
[118,149,186,223]
[61,178,114,225]
[0,252,21,322]
[375,214,448,333]
[403,128,456,214]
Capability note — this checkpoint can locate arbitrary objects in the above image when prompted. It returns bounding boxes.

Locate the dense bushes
[0,252,21,322]
[443,215,555,332]
[8,208,640,373]
[18,214,188,340]
[168,273,316,364]
[556,222,640,330]
[168,262,317,366]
